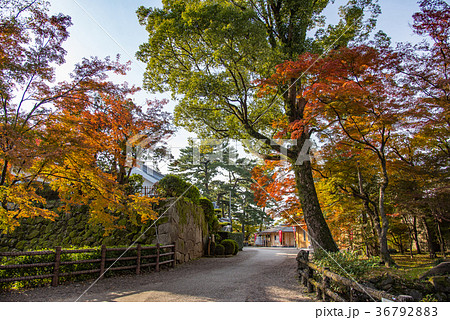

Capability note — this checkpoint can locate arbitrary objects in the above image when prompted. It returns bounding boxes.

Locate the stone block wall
[0,198,209,267]
[156,199,208,264]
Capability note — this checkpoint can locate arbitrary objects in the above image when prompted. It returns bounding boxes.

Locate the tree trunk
[228,191,233,233]
[356,165,380,256]
[293,161,338,252]
[203,161,209,197]
[435,216,446,258]
[0,160,8,186]
[378,158,396,266]
[409,236,414,259]
[360,210,372,257]
[399,234,404,254]
[422,217,439,258]
[402,215,415,258]
[413,216,421,254]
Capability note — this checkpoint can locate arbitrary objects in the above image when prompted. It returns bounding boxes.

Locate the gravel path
[0,247,315,302]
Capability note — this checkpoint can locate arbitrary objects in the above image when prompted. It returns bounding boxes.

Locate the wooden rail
[0,243,176,287]
[296,250,414,302]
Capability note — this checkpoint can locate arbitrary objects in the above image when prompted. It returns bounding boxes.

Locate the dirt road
[0,247,314,302]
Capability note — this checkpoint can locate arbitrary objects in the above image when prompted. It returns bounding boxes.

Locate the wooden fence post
[100,245,106,278]
[136,244,141,275]
[316,281,322,300]
[207,237,211,256]
[302,271,307,287]
[156,243,160,272]
[306,264,314,293]
[172,242,176,268]
[322,267,330,301]
[52,246,61,287]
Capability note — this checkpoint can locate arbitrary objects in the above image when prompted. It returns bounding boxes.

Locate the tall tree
[392,0,450,257]
[0,1,172,232]
[136,0,379,252]
[169,140,230,198]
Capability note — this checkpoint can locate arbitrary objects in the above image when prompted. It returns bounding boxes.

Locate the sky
[46,0,424,173]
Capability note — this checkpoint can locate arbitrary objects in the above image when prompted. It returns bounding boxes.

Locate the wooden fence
[296,250,414,302]
[0,243,175,287]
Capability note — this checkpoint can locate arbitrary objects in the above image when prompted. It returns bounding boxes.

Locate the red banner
[278,230,282,244]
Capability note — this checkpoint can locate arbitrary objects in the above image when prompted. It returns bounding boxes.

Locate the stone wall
[0,203,159,251]
[0,198,208,267]
[156,199,208,264]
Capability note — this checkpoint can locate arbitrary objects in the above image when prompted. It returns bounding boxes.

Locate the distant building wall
[294,226,310,248]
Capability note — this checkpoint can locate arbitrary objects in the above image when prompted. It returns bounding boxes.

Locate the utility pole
[228,190,233,232]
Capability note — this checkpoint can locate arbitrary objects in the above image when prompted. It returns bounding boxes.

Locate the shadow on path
[0,248,314,302]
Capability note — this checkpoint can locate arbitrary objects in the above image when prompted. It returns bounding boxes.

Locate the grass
[362,253,448,281]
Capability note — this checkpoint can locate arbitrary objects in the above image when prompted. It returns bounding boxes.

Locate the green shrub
[215,244,225,256]
[209,241,216,256]
[232,240,239,255]
[156,174,200,204]
[218,232,243,250]
[199,198,219,233]
[221,239,237,255]
[313,249,381,279]
[421,294,438,302]
[125,174,144,195]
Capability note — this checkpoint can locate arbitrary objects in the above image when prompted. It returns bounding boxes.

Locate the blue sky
[47,0,424,171]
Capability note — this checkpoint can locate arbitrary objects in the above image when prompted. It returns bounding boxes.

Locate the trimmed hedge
[215,244,225,256]
[218,232,243,250]
[232,241,238,255]
[221,239,236,255]
[156,174,200,204]
[221,239,238,255]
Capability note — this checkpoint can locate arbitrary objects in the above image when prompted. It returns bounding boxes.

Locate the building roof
[259,226,295,234]
[130,164,165,184]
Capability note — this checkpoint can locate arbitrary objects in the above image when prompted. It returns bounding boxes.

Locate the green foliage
[136,0,380,137]
[214,244,225,256]
[220,238,238,255]
[0,245,167,290]
[125,174,144,195]
[421,294,438,302]
[233,241,239,255]
[313,249,381,279]
[218,231,243,250]
[199,197,219,233]
[221,239,237,255]
[168,141,223,198]
[35,183,60,201]
[156,174,200,204]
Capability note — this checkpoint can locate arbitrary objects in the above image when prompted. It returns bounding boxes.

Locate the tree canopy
[0,0,173,233]
[137,0,381,252]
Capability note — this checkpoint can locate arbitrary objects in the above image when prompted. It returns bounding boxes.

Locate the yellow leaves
[128,195,160,224]
[0,184,57,233]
